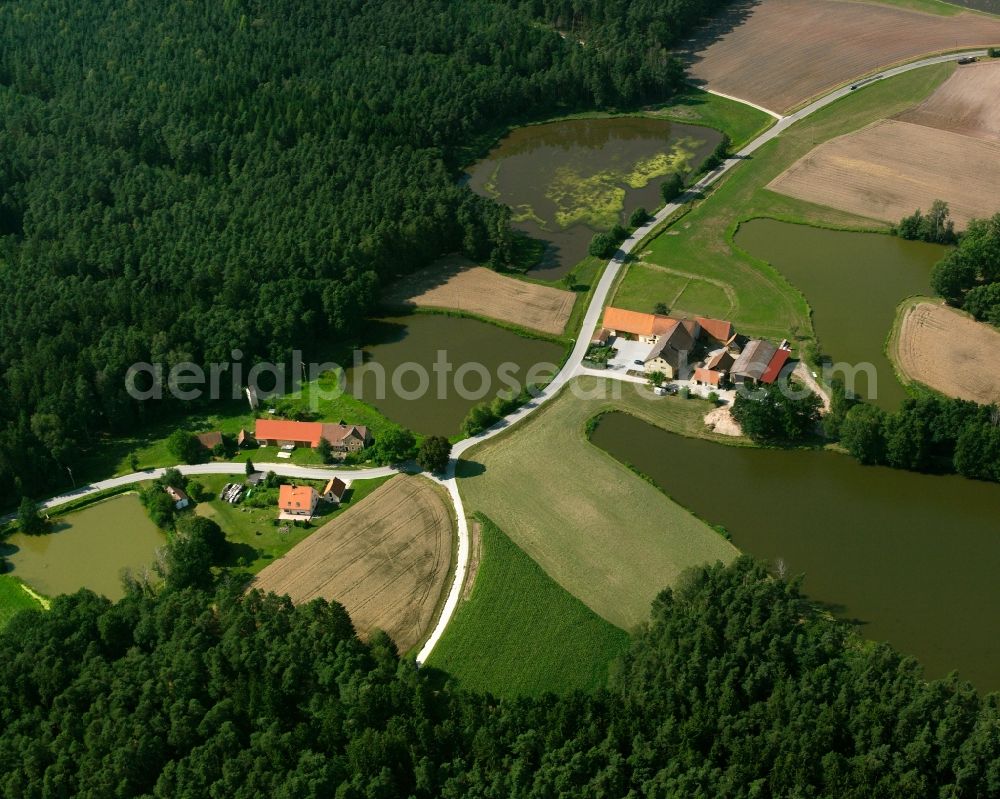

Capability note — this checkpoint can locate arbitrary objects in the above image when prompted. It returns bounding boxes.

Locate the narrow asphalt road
[12,50,985,664]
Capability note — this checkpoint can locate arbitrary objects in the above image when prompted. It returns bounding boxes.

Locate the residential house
[694,350,734,388]
[237,428,256,448]
[591,328,611,346]
[278,484,320,520]
[321,423,371,453]
[730,339,792,386]
[602,307,679,345]
[253,419,371,453]
[165,486,190,510]
[322,477,348,504]
[643,319,700,379]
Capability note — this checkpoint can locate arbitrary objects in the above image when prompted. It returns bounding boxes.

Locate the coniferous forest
[1,557,997,798]
[0,0,728,508]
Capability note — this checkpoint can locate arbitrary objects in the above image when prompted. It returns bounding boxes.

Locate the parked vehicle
[957,56,978,65]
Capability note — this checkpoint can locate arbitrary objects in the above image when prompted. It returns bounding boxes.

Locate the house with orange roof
[278,484,320,521]
[695,316,734,344]
[602,307,678,344]
[254,419,371,453]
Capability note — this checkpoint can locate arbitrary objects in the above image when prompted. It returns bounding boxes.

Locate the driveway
[605,337,651,373]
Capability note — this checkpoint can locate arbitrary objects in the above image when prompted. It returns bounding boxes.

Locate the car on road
[633,359,644,366]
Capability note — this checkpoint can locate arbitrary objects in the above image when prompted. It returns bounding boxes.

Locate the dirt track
[898,61,1000,142]
[685,0,1000,113]
[252,476,453,653]
[767,119,1000,228]
[383,257,574,335]
[894,301,1000,405]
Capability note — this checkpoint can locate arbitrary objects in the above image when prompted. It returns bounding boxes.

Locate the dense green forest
[1,557,997,797]
[0,0,731,508]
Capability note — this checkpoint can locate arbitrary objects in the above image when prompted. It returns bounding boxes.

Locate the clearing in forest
[898,60,1000,142]
[251,475,453,654]
[892,301,1000,405]
[382,257,575,336]
[766,119,1000,229]
[685,0,1000,114]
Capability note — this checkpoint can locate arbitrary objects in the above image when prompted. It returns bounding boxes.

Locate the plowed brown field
[894,302,1000,405]
[383,257,574,335]
[899,61,1000,142]
[252,476,453,653]
[686,0,1000,113]
[766,119,1000,228]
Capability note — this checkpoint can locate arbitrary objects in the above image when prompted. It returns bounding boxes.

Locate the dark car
[633,359,644,366]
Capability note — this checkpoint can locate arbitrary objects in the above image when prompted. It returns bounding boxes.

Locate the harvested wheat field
[383,257,574,335]
[893,301,1000,405]
[898,61,1000,142]
[767,119,1000,228]
[686,0,1000,114]
[252,475,453,653]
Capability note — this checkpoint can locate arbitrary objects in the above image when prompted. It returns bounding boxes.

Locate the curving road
[14,49,985,664]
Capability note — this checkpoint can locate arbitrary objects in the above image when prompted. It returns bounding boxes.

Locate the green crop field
[0,575,43,629]
[614,62,955,344]
[427,514,629,698]
[457,375,738,629]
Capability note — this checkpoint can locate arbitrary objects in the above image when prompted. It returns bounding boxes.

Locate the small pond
[735,219,949,409]
[467,117,722,280]
[591,411,1000,692]
[2,493,165,601]
[348,314,564,436]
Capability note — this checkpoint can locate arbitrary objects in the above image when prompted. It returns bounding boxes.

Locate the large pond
[467,117,722,280]
[590,412,1000,691]
[1,493,165,601]
[348,314,564,436]
[735,219,949,409]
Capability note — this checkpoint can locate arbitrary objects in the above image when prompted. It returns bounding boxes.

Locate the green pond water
[591,411,1000,692]
[348,314,564,436]
[735,219,949,409]
[467,117,721,280]
[1,493,165,601]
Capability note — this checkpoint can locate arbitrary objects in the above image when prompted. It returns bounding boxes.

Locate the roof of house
[165,486,189,501]
[197,431,223,450]
[696,316,734,342]
[237,428,254,443]
[323,477,347,498]
[603,307,677,338]
[705,350,735,371]
[255,419,324,447]
[321,423,369,445]
[592,328,611,344]
[278,484,318,511]
[760,347,792,384]
[644,319,698,370]
[693,367,723,386]
[246,471,265,485]
[730,339,778,381]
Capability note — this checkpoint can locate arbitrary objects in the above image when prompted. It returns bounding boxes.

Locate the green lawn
[614,62,955,345]
[193,473,396,573]
[427,514,629,698]
[612,261,735,320]
[0,575,44,629]
[648,86,775,149]
[457,375,738,629]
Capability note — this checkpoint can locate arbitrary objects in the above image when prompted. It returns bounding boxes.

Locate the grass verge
[426,513,629,698]
[0,575,45,629]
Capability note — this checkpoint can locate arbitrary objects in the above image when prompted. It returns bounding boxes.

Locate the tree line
[0,0,734,510]
[1,555,997,797]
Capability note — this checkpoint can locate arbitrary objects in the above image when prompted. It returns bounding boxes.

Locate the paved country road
[10,49,986,664]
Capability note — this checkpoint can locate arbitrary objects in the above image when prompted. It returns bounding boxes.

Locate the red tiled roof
[693,367,723,386]
[278,484,317,511]
[696,317,733,342]
[603,307,677,338]
[760,347,791,384]
[255,419,323,447]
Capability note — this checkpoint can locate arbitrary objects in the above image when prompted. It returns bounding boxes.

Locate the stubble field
[251,475,453,654]
[685,0,1000,113]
